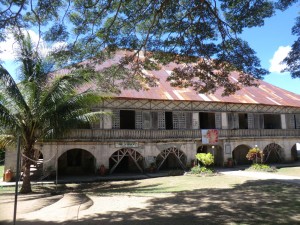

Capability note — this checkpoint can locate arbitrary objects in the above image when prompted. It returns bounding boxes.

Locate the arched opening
[197,145,223,166]
[58,149,96,176]
[197,145,208,153]
[232,145,251,165]
[156,147,187,171]
[109,148,143,174]
[291,144,299,161]
[30,149,44,179]
[263,143,284,163]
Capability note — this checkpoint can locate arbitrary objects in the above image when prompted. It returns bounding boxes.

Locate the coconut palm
[0,31,102,193]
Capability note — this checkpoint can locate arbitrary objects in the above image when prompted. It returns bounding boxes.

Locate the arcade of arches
[50,142,298,176]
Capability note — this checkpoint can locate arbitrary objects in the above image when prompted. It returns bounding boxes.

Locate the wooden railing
[61,129,300,141]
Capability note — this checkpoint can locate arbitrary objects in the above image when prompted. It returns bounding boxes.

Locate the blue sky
[1,4,300,95]
[241,4,300,94]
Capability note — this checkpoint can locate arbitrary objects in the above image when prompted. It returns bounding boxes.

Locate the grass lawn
[276,166,300,177]
[0,165,3,179]
[0,174,300,225]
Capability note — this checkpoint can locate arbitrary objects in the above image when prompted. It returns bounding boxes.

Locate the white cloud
[0,29,66,61]
[269,46,291,73]
[0,32,16,60]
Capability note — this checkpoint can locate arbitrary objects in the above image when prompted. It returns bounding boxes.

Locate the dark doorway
[120,110,135,129]
[109,149,144,174]
[109,156,129,173]
[197,145,208,153]
[291,144,299,161]
[233,145,251,165]
[165,111,173,130]
[58,149,96,175]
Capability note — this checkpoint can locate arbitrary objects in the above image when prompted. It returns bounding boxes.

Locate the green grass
[276,166,300,177]
[0,165,4,179]
[1,174,300,224]
[0,174,254,195]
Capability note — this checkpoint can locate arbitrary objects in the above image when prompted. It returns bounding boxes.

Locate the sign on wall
[115,142,139,148]
[202,129,219,144]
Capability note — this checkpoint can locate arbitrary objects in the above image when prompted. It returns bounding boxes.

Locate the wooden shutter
[151,111,158,129]
[186,112,192,129]
[142,111,151,129]
[295,114,300,129]
[135,111,142,129]
[192,112,199,129]
[248,113,254,129]
[215,112,222,129]
[112,110,120,129]
[158,111,165,129]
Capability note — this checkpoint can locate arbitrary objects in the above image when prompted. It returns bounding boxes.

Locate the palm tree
[0,31,102,193]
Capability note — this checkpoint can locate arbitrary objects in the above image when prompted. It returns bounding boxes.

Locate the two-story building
[5,52,300,176]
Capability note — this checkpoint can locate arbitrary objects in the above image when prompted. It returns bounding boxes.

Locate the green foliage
[246,147,263,161]
[195,153,214,167]
[0,165,3,178]
[2,1,298,95]
[247,163,277,172]
[0,148,4,164]
[0,30,103,193]
[190,166,214,175]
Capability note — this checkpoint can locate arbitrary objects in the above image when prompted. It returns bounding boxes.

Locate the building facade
[4,53,300,176]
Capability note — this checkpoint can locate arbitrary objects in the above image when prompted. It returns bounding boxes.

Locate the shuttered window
[112,110,120,129]
[227,113,239,129]
[215,113,222,129]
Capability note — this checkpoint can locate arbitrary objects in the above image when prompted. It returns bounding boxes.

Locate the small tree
[195,153,214,167]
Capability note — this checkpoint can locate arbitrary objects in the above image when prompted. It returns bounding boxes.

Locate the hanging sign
[201,129,219,144]
[115,142,139,148]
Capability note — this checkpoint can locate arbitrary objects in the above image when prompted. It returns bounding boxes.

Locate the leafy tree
[0,30,102,193]
[1,0,298,95]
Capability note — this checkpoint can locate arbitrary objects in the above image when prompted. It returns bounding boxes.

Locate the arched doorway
[291,144,299,161]
[197,145,223,166]
[197,145,208,153]
[109,148,143,174]
[263,143,284,163]
[58,149,96,175]
[156,147,187,171]
[232,145,251,165]
[30,149,44,179]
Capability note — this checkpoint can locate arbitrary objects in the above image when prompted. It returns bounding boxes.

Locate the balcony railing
[60,129,300,141]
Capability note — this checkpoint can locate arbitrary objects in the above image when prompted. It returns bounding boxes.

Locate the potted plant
[227,158,234,167]
[149,162,156,173]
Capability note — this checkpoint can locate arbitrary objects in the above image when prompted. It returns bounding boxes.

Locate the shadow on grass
[1,179,300,225]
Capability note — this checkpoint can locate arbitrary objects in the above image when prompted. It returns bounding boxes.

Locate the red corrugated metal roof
[107,51,300,108]
[56,50,300,108]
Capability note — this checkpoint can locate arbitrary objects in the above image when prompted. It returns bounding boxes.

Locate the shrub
[247,163,277,172]
[195,153,214,167]
[246,147,263,162]
[189,166,214,175]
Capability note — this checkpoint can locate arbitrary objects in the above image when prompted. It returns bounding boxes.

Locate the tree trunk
[20,151,32,193]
